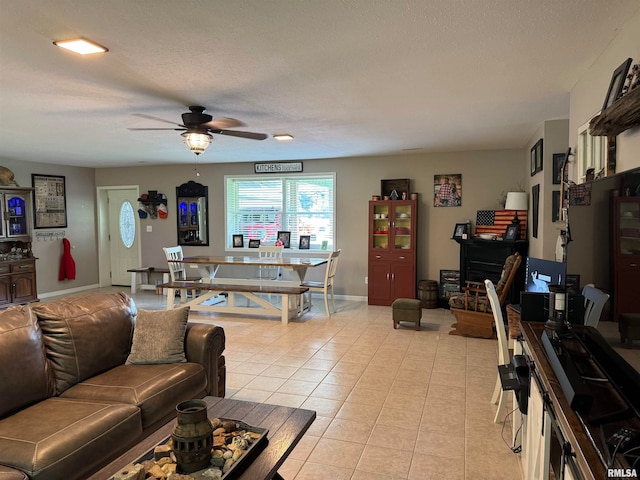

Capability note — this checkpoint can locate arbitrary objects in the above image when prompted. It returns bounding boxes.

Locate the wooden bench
[159,281,309,325]
[127,267,170,294]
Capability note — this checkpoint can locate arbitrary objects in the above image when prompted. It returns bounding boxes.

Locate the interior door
[108,189,140,286]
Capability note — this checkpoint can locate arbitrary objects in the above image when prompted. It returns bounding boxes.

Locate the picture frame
[552,153,566,185]
[552,191,561,222]
[452,222,467,240]
[299,235,310,249]
[248,239,261,248]
[31,174,68,228]
[434,174,462,207]
[530,139,543,176]
[565,274,581,295]
[602,58,632,110]
[232,234,244,248]
[277,230,291,248]
[321,240,328,250]
[504,224,519,242]
[532,184,540,238]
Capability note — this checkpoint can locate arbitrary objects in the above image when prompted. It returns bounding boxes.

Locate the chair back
[582,285,610,328]
[495,253,522,305]
[258,245,283,280]
[325,249,341,287]
[163,246,186,281]
[485,279,509,365]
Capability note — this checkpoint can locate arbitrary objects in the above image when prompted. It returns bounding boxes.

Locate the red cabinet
[368,200,417,305]
[613,197,640,322]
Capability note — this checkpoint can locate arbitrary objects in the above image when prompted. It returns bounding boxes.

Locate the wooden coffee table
[88,396,316,480]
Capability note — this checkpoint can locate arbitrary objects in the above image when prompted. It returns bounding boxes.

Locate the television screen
[525,257,565,293]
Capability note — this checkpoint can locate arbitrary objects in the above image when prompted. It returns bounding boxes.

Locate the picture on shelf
[248,239,261,248]
[602,57,633,110]
[504,224,519,242]
[434,174,462,207]
[276,231,291,248]
[452,222,467,239]
[299,235,310,249]
[232,234,244,248]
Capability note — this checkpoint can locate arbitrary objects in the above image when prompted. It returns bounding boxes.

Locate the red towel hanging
[59,238,76,280]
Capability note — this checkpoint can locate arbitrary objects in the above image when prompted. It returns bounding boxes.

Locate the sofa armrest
[184,323,226,398]
[0,465,29,480]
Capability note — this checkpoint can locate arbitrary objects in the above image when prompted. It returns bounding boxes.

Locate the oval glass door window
[119,201,136,248]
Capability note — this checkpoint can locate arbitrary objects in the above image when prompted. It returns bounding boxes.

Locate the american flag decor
[475,210,527,239]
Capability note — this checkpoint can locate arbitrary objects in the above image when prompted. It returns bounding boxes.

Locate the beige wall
[0,158,98,296]
[96,149,525,298]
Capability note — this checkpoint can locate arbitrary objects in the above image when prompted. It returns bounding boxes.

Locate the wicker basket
[506,304,521,339]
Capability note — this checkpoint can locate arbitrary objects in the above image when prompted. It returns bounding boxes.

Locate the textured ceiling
[1,0,639,167]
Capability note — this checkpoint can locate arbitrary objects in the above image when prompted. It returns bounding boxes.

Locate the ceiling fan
[128,106,268,155]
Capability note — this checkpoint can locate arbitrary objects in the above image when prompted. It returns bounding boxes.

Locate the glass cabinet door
[618,200,640,255]
[5,194,29,237]
[393,202,413,251]
[371,203,390,250]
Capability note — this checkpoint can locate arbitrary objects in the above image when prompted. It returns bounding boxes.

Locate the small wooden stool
[392,298,422,330]
[619,313,640,348]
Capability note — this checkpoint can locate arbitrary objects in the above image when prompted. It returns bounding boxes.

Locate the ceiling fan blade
[132,113,185,127]
[216,129,268,140]
[205,117,246,129]
[127,127,186,131]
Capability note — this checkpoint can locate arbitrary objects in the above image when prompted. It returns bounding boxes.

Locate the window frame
[224,172,336,252]
[577,120,607,182]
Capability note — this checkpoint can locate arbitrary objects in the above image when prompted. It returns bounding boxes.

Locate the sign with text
[254,162,303,174]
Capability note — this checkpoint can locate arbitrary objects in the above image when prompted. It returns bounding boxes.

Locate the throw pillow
[126,307,189,364]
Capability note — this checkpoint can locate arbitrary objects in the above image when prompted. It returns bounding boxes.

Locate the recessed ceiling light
[53,38,108,55]
[273,134,294,141]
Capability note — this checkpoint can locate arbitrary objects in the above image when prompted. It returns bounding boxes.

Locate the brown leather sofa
[0,291,226,480]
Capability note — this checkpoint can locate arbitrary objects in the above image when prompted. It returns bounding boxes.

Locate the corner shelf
[589,87,640,136]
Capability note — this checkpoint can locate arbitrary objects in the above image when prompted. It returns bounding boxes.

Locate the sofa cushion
[61,362,206,429]
[32,291,136,395]
[0,306,54,418]
[0,397,141,480]
[126,307,189,364]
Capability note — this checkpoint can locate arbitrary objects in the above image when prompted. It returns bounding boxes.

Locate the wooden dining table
[165,255,328,323]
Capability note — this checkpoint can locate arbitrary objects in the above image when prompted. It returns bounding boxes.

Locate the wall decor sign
[254,162,303,174]
[31,174,67,229]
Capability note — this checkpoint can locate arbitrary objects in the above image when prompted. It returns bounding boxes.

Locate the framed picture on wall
[552,153,565,185]
[31,174,68,228]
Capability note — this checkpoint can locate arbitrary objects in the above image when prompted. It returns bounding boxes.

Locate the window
[119,200,135,248]
[577,120,606,181]
[226,173,335,250]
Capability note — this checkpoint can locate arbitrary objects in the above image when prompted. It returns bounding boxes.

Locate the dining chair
[163,246,199,305]
[301,249,341,316]
[582,284,610,328]
[258,245,283,281]
[485,279,510,424]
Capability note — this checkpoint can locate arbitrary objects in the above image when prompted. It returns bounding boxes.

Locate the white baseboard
[38,283,101,299]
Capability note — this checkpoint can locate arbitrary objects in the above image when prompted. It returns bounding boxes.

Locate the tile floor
[97,288,523,480]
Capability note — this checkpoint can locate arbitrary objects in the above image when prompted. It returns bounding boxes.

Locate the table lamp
[505,192,528,226]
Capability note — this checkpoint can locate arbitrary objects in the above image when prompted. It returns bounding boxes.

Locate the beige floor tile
[331,360,368,375]
[377,406,423,430]
[291,367,329,382]
[414,429,465,458]
[300,396,344,418]
[306,437,365,469]
[265,392,307,408]
[384,391,427,412]
[368,423,418,452]
[272,355,310,367]
[289,434,320,461]
[323,417,374,444]
[305,415,332,437]
[335,401,382,425]
[231,361,270,375]
[302,357,337,371]
[276,457,304,479]
[243,375,287,392]
[408,452,465,480]
[277,378,319,396]
[351,471,407,480]
[294,461,353,480]
[225,372,256,389]
[321,370,361,387]
[310,382,352,401]
[259,364,298,379]
[229,388,272,403]
[346,386,389,406]
[355,444,413,478]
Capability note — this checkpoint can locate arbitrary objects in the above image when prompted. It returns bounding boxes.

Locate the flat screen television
[525,257,565,293]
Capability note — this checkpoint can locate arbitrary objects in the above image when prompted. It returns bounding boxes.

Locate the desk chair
[582,284,609,328]
[485,279,511,424]
[302,249,341,316]
[163,246,200,306]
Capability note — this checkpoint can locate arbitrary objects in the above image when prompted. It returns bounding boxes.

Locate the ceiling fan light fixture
[182,132,212,155]
[53,38,108,55]
[273,133,294,141]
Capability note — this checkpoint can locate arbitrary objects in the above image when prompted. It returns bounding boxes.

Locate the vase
[171,399,214,473]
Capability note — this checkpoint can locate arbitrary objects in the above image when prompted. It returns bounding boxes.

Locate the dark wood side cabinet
[0,187,38,308]
[368,199,417,305]
[612,196,640,322]
[455,238,527,305]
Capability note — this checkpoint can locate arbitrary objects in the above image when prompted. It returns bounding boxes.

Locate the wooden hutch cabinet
[368,199,417,305]
[0,186,38,308]
[612,196,640,322]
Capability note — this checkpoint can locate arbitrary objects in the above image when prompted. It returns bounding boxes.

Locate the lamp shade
[505,192,528,210]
